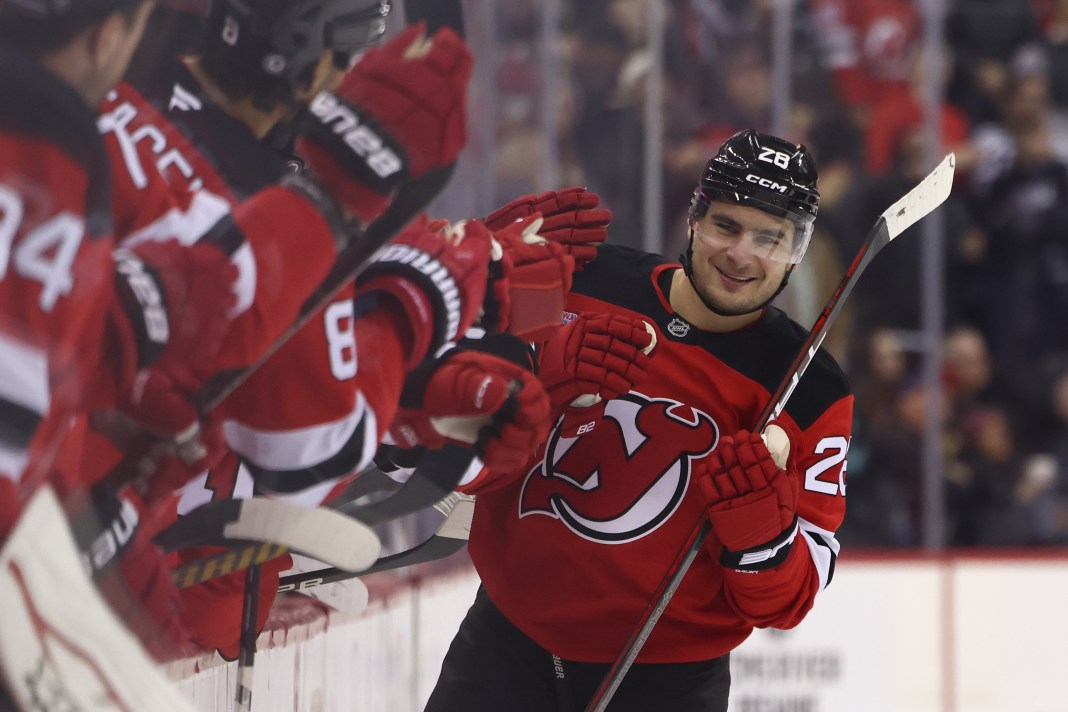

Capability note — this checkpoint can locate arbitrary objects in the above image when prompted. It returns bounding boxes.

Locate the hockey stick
[100,161,458,494]
[230,3,468,704]
[153,497,381,571]
[277,491,475,593]
[585,153,957,712]
[74,171,453,586]
[235,563,259,712]
[164,328,527,584]
[339,443,475,524]
[167,443,476,587]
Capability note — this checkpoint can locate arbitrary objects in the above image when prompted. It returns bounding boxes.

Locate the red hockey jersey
[0,44,126,515]
[95,59,403,507]
[470,244,852,663]
[99,65,341,371]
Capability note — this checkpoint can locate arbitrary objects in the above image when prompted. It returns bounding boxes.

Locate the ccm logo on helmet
[746,174,789,193]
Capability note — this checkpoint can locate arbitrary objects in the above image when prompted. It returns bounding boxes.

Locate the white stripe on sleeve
[798,516,841,593]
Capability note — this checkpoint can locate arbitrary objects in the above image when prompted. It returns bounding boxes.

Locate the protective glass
[689,193,815,265]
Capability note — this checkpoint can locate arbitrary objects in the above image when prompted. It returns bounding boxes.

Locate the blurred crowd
[484,0,1068,549]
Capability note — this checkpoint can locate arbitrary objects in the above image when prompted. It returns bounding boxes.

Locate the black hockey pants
[425,586,730,712]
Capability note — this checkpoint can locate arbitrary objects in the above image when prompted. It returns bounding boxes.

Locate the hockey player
[426,130,854,712]
[0,1,237,708]
[0,0,241,591]
[87,0,567,658]
[94,0,467,419]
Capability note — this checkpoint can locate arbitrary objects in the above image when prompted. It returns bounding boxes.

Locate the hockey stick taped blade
[222,499,381,572]
[882,153,955,240]
[434,493,475,540]
[277,493,477,591]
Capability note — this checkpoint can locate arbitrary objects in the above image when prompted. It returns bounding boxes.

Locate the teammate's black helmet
[204,0,391,96]
[689,129,820,264]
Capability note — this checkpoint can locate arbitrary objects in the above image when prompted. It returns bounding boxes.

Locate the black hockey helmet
[204,0,391,94]
[689,129,820,264]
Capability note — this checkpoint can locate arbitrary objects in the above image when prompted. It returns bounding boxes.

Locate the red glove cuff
[354,276,436,369]
[296,136,394,224]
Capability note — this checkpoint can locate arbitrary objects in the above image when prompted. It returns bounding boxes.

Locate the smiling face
[686,201,795,317]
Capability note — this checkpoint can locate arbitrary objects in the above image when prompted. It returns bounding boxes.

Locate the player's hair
[0,0,147,57]
[195,0,391,111]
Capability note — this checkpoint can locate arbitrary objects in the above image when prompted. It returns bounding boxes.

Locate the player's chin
[704,282,771,314]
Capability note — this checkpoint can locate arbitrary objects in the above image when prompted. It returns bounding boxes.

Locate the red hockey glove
[483,187,612,270]
[354,216,490,369]
[482,215,575,342]
[538,313,655,438]
[174,546,293,660]
[296,23,472,224]
[390,346,551,476]
[696,423,800,571]
[109,240,236,494]
[83,490,195,663]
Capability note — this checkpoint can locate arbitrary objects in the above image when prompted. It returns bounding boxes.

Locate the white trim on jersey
[0,333,49,417]
[227,243,256,318]
[798,516,841,593]
[265,473,344,509]
[0,444,28,484]
[175,465,256,516]
[121,190,258,317]
[223,391,377,472]
[122,187,229,247]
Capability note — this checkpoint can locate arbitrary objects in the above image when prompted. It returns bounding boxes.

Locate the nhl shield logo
[667,317,691,338]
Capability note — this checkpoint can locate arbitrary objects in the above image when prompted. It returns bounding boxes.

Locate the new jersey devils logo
[519,393,718,543]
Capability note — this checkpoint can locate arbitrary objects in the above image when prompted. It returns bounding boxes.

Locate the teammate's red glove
[174,547,293,660]
[84,490,195,663]
[296,23,472,224]
[354,215,490,368]
[482,215,575,342]
[483,187,612,270]
[696,423,800,571]
[109,240,236,495]
[390,346,551,476]
[538,313,655,437]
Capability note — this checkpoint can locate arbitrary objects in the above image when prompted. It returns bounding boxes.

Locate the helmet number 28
[758,147,792,170]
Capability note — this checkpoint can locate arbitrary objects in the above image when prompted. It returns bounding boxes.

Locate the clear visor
[688,193,815,265]
[328,4,390,56]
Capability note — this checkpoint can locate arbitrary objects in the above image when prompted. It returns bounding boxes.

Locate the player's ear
[83,12,126,68]
[84,3,152,71]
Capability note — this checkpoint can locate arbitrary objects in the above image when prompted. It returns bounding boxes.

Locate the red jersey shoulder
[217,291,360,431]
[100,82,235,238]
